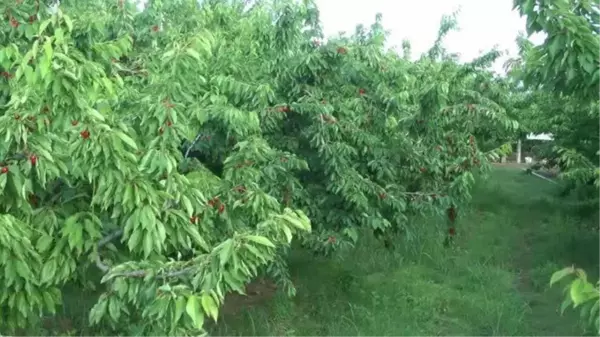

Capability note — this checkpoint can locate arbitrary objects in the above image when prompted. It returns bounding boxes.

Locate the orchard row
[0,0,519,335]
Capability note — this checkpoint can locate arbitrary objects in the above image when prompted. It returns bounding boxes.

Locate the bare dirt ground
[221,277,279,316]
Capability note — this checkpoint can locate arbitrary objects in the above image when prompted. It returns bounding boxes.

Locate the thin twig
[184,133,203,158]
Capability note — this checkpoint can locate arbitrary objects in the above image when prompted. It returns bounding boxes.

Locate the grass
[210,167,599,336]
[22,167,600,336]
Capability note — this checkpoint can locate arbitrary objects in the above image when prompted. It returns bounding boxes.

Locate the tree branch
[94,229,198,279]
[94,229,124,273]
[184,133,203,158]
[0,152,28,166]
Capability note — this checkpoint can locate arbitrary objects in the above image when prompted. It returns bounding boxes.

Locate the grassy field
[210,167,599,336]
[30,167,599,336]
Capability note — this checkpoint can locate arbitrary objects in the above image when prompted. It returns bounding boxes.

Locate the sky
[314,0,546,74]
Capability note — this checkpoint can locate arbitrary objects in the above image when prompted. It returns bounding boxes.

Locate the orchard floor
[210,167,599,336]
[34,167,599,336]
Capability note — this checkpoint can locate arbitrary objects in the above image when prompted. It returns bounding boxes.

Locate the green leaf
[590,301,600,328]
[89,296,109,325]
[185,295,204,330]
[62,14,73,32]
[115,131,138,151]
[36,234,54,252]
[143,232,153,258]
[173,296,186,325]
[86,108,106,122]
[246,235,276,248]
[40,259,57,284]
[201,293,219,322]
[218,240,233,266]
[570,279,587,306]
[186,48,201,61]
[550,266,575,286]
[181,195,194,217]
[108,297,121,321]
[560,295,573,314]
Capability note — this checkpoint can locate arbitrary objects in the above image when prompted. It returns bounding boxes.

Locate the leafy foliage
[0,0,518,335]
[512,0,600,334]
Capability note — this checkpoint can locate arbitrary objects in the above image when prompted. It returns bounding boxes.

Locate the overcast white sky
[314,0,546,74]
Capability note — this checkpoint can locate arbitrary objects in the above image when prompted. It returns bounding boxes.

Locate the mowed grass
[24,167,599,336]
[210,167,599,336]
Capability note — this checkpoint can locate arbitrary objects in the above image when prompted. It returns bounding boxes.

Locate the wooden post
[517,139,522,164]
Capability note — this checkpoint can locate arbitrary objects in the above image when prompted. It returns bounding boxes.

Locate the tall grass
[211,167,599,336]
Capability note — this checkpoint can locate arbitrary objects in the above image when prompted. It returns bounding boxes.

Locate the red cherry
[29,194,38,206]
[159,127,164,134]
[218,204,225,214]
[71,120,79,126]
[14,114,20,120]
[419,167,427,173]
[166,120,172,127]
[10,17,19,28]
[151,25,159,32]
[336,47,347,54]
[80,130,90,139]
[29,155,37,166]
[378,193,386,199]
[358,88,366,95]
[208,197,219,207]
[447,207,457,222]
[162,99,175,109]
[1,167,8,174]
[190,216,198,224]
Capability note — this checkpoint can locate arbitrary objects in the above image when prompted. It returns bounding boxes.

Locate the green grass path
[212,168,599,336]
